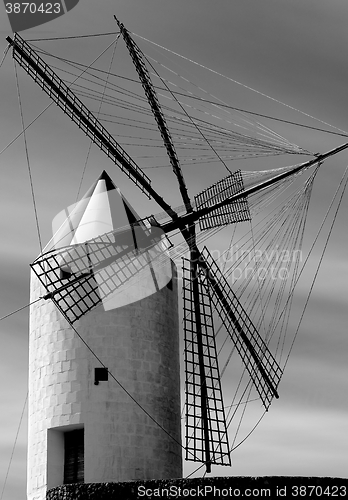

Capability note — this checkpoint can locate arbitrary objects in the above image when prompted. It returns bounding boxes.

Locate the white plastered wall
[27,264,182,500]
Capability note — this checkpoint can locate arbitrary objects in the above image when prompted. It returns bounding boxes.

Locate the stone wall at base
[47,476,348,500]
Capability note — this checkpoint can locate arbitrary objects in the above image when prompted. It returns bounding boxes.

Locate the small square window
[94,367,108,385]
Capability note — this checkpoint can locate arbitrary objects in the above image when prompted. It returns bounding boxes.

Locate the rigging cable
[250,164,348,367]
[32,47,348,138]
[0,297,42,322]
[215,163,347,377]
[0,392,28,500]
[230,409,267,453]
[185,462,205,478]
[35,43,292,153]
[249,220,268,340]
[56,309,194,461]
[144,52,300,152]
[27,32,120,41]
[75,35,120,200]
[184,168,322,442]
[282,165,348,371]
[14,60,43,252]
[133,33,348,137]
[186,408,268,478]
[276,171,317,363]
[138,50,232,174]
[227,383,252,464]
[0,38,121,161]
[40,52,297,159]
[0,44,10,70]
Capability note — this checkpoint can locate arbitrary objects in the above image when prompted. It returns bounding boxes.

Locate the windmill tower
[7,16,344,500]
[27,172,182,500]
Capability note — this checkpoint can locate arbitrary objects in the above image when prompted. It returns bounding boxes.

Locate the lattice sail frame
[200,246,283,410]
[194,170,251,230]
[183,258,231,466]
[31,217,173,324]
[9,32,151,197]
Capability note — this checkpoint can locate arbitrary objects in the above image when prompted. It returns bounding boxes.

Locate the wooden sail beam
[162,142,348,234]
[197,247,282,403]
[5,32,180,223]
[115,16,193,215]
[189,245,212,472]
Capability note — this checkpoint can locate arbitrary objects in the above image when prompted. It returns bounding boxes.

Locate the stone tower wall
[27,266,182,500]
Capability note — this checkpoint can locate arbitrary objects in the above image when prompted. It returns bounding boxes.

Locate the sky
[0,1,348,498]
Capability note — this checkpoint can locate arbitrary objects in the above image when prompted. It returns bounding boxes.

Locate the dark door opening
[64,428,84,484]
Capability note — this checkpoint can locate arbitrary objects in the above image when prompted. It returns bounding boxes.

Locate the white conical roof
[44,170,142,253]
[43,170,173,313]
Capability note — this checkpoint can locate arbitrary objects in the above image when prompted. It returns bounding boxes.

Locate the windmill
[6,18,348,477]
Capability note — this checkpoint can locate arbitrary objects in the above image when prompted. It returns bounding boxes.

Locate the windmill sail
[183,258,231,466]
[194,169,251,230]
[199,246,283,410]
[31,171,173,323]
[115,16,193,213]
[6,33,154,198]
